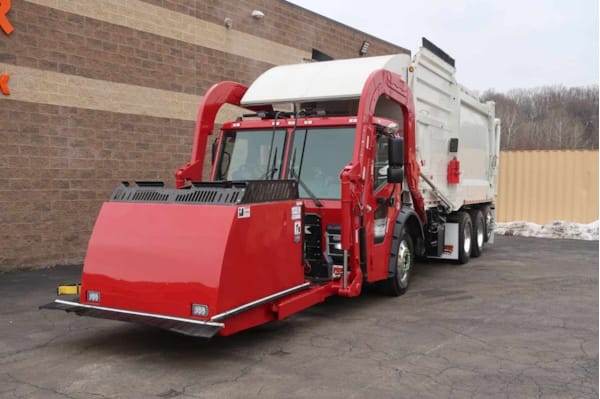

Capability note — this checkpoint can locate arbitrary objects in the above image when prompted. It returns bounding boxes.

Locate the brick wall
[0,100,195,268]
[5,2,273,95]
[140,0,405,59]
[0,0,409,271]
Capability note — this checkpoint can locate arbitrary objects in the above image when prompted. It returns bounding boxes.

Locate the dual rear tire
[451,211,472,264]
[470,210,485,258]
[452,206,489,264]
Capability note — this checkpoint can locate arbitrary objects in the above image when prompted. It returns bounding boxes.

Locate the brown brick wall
[1,0,408,271]
[3,2,272,94]
[141,0,407,59]
[0,100,195,269]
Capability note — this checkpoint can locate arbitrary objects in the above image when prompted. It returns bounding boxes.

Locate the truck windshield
[216,129,286,180]
[288,127,355,200]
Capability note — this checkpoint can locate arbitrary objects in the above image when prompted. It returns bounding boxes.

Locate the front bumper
[40,299,224,338]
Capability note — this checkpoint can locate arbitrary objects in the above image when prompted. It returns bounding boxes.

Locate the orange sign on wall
[0,0,12,35]
[0,0,13,35]
[0,73,9,95]
[0,0,11,95]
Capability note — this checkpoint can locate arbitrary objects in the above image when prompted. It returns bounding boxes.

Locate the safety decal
[291,205,301,220]
[293,221,302,243]
[237,207,250,219]
[294,221,302,235]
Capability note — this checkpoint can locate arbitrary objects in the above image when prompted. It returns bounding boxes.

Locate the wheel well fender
[387,207,425,277]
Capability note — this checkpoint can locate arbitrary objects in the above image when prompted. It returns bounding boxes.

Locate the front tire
[384,229,414,297]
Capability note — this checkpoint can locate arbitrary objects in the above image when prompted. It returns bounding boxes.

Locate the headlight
[191,304,209,317]
[86,290,100,303]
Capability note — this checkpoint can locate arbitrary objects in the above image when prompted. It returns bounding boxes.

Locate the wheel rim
[463,222,472,255]
[485,211,492,240]
[397,240,411,288]
[477,219,484,248]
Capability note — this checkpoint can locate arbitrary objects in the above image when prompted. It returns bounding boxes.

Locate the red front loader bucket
[42,181,306,337]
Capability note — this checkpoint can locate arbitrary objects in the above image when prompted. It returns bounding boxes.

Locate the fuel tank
[44,181,306,337]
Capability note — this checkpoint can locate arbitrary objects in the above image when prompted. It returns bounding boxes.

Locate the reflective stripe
[211,282,310,322]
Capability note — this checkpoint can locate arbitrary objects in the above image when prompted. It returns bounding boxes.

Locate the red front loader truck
[42,39,501,338]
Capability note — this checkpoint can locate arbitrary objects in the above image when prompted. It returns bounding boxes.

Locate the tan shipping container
[496,150,598,224]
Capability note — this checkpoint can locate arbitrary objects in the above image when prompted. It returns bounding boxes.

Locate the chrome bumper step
[40,299,224,338]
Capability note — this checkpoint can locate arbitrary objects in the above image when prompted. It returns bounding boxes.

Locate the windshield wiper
[264,117,278,180]
[290,148,322,208]
[264,147,278,180]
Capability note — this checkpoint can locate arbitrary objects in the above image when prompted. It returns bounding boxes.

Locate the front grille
[242,180,299,204]
[174,187,243,204]
[109,180,298,205]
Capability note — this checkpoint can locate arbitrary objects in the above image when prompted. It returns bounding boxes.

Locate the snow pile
[495,220,599,241]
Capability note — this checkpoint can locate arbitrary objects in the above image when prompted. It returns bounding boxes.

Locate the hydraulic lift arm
[176,81,248,188]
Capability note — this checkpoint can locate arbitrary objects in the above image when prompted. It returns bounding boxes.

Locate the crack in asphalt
[6,373,77,399]
[0,237,597,398]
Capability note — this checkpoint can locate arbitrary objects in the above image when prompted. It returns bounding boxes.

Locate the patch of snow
[494,220,599,241]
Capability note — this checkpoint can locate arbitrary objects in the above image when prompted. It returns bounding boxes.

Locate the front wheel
[384,229,414,297]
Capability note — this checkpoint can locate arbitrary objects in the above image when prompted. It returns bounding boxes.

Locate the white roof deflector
[240,54,411,106]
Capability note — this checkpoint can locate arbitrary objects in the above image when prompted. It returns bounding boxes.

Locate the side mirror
[387,136,404,184]
[388,136,404,166]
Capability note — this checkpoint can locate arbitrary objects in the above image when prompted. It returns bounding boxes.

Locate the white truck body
[241,44,501,213]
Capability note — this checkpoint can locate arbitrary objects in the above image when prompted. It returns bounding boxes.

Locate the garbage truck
[41,39,501,337]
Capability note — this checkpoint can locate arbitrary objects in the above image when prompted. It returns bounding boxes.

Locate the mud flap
[430,222,459,260]
[40,299,224,338]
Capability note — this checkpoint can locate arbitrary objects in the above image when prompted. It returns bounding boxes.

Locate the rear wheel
[451,211,472,265]
[470,210,485,258]
[384,228,414,296]
[481,205,493,242]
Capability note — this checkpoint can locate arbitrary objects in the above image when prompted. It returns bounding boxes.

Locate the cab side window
[372,133,389,244]
[373,133,389,192]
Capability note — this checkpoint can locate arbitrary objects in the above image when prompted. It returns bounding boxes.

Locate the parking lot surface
[0,236,597,399]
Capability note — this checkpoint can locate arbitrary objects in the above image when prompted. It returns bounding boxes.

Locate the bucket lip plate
[41,299,223,338]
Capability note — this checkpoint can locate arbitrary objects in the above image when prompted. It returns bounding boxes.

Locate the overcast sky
[287,0,599,93]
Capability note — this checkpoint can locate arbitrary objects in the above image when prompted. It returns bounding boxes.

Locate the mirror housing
[387,136,404,184]
[387,165,404,183]
[388,136,404,166]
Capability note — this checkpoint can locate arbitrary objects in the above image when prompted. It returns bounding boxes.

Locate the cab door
[365,129,399,282]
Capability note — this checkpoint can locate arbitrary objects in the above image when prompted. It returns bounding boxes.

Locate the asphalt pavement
[0,236,597,399]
